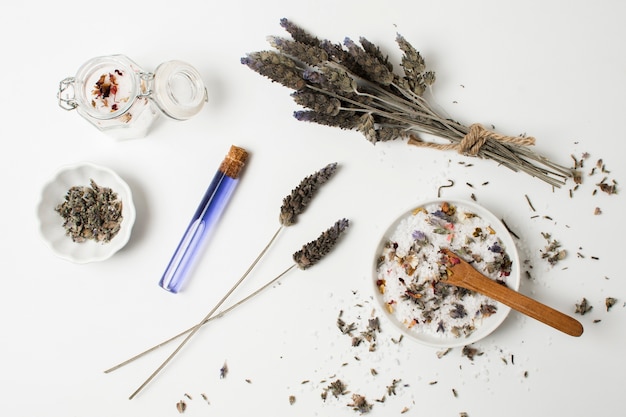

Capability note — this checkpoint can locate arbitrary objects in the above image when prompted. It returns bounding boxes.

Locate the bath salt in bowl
[373,199,520,348]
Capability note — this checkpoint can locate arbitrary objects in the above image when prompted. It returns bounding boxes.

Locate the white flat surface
[2,1,625,416]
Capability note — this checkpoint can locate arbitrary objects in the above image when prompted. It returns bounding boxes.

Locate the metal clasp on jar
[58,77,78,111]
[138,71,155,98]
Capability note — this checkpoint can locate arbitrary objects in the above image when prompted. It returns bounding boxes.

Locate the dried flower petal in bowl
[373,199,520,348]
[37,162,136,263]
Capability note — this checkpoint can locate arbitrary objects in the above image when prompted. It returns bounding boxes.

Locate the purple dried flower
[488,242,502,253]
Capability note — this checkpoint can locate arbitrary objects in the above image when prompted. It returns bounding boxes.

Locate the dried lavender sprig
[107,165,339,376]
[267,36,328,66]
[119,219,350,399]
[294,110,361,130]
[280,162,339,225]
[241,51,306,91]
[359,36,393,73]
[279,17,323,47]
[343,37,394,86]
[293,218,350,269]
[292,91,342,116]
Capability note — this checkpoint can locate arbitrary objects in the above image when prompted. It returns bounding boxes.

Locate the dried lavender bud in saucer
[280,162,338,226]
[55,179,123,243]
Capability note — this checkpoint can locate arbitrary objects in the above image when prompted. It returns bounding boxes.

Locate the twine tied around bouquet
[408,123,536,156]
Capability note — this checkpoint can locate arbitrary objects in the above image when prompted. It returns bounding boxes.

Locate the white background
[2,1,625,416]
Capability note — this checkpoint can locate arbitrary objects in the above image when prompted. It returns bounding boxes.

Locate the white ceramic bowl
[37,162,136,263]
[372,198,520,348]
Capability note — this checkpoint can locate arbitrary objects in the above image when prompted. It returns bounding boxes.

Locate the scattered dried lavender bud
[574,298,593,315]
[220,361,228,378]
[596,180,618,195]
[323,379,349,398]
[540,232,567,266]
[462,345,482,361]
[348,393,373,414]
[436,348,451,358]
[386,379,401,396]
[605,297,617,311]
[572,170,583,184]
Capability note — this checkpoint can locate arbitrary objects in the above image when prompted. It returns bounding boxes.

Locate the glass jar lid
[151,60,207,120]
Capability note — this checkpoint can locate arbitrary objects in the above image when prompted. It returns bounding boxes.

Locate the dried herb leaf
[55,179,123,243]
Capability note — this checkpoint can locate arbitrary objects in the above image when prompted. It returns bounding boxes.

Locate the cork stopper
[220,145,249,179]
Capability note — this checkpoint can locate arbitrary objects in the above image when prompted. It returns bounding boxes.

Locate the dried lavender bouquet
[242,18,573,187]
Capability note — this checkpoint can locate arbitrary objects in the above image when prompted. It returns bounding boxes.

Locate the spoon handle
[443,250,583,337]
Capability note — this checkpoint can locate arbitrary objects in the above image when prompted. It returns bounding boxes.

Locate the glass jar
[58,54,207,139]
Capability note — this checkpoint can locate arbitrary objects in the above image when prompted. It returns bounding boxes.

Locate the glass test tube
[159,145,249,293]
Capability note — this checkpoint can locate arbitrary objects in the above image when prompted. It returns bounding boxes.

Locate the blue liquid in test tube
[159,145,249,293]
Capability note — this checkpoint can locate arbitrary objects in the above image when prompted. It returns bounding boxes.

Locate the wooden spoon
[441,249,583,337]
